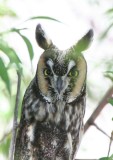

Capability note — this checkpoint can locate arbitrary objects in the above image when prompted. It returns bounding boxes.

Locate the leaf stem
[9,71,21,160]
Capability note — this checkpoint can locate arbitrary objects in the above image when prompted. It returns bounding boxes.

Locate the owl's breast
[27,120,74,159]
[47,100,85,132]
[46,101,75,132]
[25,94,85,132]
[25,97,85,159]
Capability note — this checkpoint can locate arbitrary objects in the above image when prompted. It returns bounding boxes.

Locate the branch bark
[9,71,21,160]
[107,131,113,157]
[84,86,113,133]
[92,122,110,139]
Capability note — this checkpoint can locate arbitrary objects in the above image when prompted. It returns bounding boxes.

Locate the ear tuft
[85,29,94,41]
[35,24,53,50]
[73,29,94,53]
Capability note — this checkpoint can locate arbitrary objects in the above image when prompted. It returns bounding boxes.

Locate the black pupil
[72,70,77,76]
[44,68,51,76]
[47,69,51,75]
[70,67,77,76]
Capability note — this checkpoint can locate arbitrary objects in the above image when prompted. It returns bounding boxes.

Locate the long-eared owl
[14,24,93,160]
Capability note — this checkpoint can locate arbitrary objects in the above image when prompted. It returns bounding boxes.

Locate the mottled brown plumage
[14,24,93,160]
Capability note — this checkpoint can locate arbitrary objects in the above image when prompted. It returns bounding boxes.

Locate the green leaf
[99,157,111,160]
[108,98,113,106]
[105,71,113,74]
[104,74,113,82]
[21,34,34,60]
[104,71,113,81]
[11,28,34,61]
[110,154,113,158]
[105,8,113,15]
[0,40,21,64]
[99,154,113,160]
[0,58,11,94]
[0,28,27,36]
[0,133,11,157]
[11,28,28,32]
[0,3,17,17]
[99,23,113,40]
[26,16,62,23]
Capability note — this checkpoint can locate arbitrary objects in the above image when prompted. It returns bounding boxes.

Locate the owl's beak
[56,77,63,94]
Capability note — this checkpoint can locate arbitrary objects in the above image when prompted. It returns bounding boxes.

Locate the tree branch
[107,131,113,157]
[92,122,110,139]
[84,86,113,133]
[9,71,21,160]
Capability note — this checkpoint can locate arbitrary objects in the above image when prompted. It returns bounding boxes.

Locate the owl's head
[35,24,93,103]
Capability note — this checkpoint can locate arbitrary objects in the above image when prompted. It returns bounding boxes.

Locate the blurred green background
[0,0,113,159]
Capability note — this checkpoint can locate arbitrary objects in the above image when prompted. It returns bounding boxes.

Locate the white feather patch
[27,124,35,142]
[67,60,75,73]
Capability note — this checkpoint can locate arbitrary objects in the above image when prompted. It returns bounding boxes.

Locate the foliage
[108,98,113,106]
[100,7,113,39]
[0,58,11,94]
[0,3,17,17]
[99,154,113,160]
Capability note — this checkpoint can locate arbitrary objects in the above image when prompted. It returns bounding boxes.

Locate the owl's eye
[43,68,52,77]
[68,70,78,77]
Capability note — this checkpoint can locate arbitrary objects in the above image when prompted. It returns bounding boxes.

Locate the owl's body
[14,24,93,160]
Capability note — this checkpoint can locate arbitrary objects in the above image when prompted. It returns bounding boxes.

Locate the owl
[14,24,93,160]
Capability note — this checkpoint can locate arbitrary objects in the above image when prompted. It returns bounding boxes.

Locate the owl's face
[37,48,86,103]
[36,24,93,103]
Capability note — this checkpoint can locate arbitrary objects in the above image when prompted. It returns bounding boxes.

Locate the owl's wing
[14,96,31,160]
[14,79,37,160]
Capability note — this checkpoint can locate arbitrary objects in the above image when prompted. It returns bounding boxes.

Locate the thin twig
[0,124,19,144]
[9,71,21,160]
[84,86,113,133]
[0,130,12,144]
[107,131,113,157]
[92,122,110,139]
